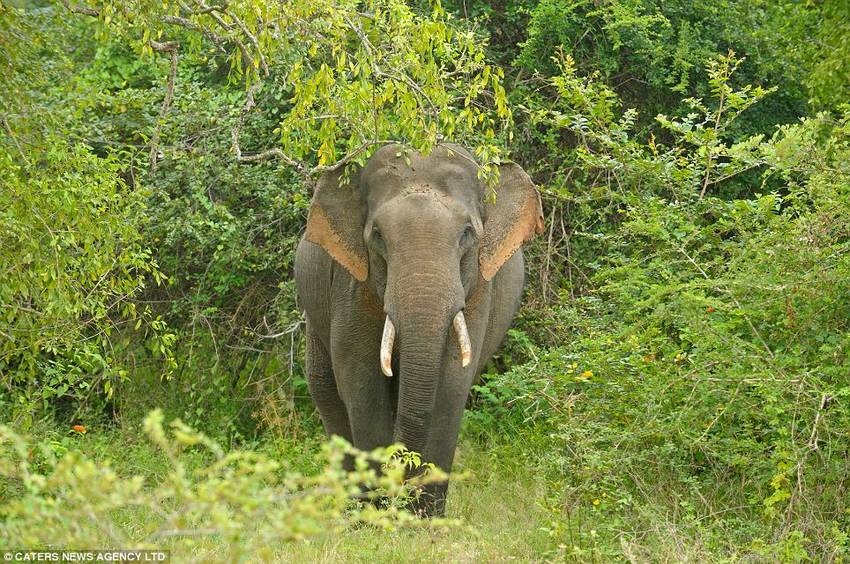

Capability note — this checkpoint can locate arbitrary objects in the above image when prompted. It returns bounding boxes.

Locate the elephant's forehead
[372,191,468,225]
[367,143,478,171]
[362,147,480,199]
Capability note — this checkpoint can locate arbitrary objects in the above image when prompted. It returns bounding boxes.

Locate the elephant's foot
[406,482,448,518]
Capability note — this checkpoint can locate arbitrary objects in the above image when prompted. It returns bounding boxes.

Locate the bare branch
[236,147,304,167]
[149,44,179,173]
[60,0,99,17]
[308,140,396,176]
[150,39,179,53]
[256,317,302,340]
[229,81,304,171]
[189,0,233,31]
[159,15,228,51]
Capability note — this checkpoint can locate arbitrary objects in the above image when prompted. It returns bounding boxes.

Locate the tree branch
[229,81,304,170]
[60,0,99,17]
[190,0,259,77]
[160,15,228,51]
[308,139,396,176]
[149,43,179,173]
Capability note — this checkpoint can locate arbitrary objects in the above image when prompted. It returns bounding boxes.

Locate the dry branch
[149,43,179,173]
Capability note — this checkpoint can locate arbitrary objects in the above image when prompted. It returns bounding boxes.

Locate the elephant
[294,143,543,516]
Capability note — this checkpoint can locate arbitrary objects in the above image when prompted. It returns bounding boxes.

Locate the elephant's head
[304,143,543,454]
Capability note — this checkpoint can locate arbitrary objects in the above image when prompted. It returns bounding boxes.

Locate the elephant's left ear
[479,162,545,281]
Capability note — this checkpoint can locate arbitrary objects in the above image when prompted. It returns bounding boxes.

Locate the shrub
[0,410,453,558]
[0,142,169,425]
[472,54,850,559]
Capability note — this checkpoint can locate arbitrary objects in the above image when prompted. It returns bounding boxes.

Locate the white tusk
[453,311,472,368]
[380,316,395,377]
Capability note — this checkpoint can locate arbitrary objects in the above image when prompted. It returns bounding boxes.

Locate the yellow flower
[579,370,593,379]
[592,499,601,506]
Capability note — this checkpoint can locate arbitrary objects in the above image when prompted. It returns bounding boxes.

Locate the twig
[703,160,766,188]
[1,114,28,164]
[699,83,726,199]
[149,42,179,173]
[192,0,257,77]
[217,4,268,76]
[806,394,830,450]
[256,317,302,339]
[230,81,303,170]
[237,147,305,168]
[60,0,99,16]
[160,15,228,51]
[308,139,395,176]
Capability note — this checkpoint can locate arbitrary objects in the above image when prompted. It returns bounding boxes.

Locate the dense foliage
[2,0,849,559]
[0,410,452,557]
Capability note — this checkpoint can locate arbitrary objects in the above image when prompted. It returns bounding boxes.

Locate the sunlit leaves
[274,0,510,174]
[69,0,512,176]
[0,411,454,552]
[0,143,171,422]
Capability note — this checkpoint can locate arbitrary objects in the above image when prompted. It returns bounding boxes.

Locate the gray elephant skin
[294,143,544,516]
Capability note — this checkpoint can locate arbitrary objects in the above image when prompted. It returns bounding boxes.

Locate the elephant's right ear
[304,165,368,281]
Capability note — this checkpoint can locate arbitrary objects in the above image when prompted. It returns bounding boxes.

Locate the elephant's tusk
[453,311,472,368]
[380,316,395,377]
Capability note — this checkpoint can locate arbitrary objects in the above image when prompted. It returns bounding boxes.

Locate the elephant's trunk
[384,247,465,458]
[393,309,452,456]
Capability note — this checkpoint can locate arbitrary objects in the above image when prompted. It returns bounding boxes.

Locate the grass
[276,442,554,563]
[6,401,834,562]
[2,416,559,562]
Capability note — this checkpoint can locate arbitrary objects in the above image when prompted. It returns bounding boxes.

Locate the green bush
[0,142,169,424]
[470,52,850,559]
[0,410,453,558]
[517,0,811,135]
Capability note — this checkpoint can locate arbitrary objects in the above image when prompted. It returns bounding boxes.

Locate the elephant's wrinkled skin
[294,144,543,516]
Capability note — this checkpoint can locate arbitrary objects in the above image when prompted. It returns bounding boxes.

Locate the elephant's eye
[459,224,475,247]
[371,227,385,249]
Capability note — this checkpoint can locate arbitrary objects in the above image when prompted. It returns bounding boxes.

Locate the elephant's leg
[305,323,352,442]
[323,275,396,452]
[408,363,477,517]
[332,334,396,503]
[334,350,396,451]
